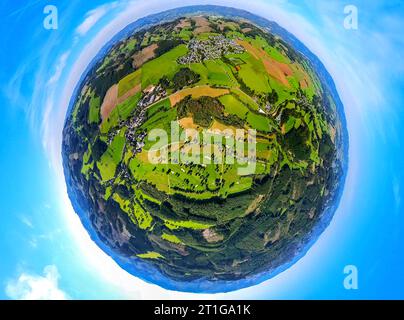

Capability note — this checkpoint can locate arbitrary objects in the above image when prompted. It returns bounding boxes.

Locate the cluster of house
[123,84,168,154]
[178,35,245,64]
[137,84,167,109]
[126,129,147,154]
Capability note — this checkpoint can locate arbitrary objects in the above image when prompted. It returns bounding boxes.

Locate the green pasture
[88,93,101,124]
[141,45,188,88]
[97,129,126,182]
[118,69,142,97]
[219,94,249,119]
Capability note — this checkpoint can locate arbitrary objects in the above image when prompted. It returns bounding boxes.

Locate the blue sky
[0,0,403,299]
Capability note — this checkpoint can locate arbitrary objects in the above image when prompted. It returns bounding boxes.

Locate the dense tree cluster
[177,96,225,127]
[172,68,201,90]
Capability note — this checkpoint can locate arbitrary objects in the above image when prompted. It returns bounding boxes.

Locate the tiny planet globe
[62,5,347,293]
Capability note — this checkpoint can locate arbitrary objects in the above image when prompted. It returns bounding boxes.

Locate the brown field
[209,120,239,134]
[236,40,293,87]
[192,16,212,34]
[194,26,212,34]
[117,83,141,104]
[100,81,141,123]
[218,21,239,31]
[236,40,260,60]
[193,16,209,27]
[203,229,224,243]
[169,85,229,106]
[100,84,118,121]
[132,43,158,69]
[169,141,185,155]
[241,27,252,33]
[179,117,199,130]
[175,18,191,30]
[300,79,309,89]
[292,64,313,89]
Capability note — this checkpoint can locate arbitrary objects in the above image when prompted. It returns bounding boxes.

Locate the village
[178,34,245,64]
[105,83,169,159]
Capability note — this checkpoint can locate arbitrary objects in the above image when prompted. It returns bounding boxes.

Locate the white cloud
[2,65,28,111]
[48,51,70,85]
[28,238,38,248]
[19,215,34,229]
[5,265,70,300]
[75,2,118,36]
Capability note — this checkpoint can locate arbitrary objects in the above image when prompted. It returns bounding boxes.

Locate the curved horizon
[0,0,402,299]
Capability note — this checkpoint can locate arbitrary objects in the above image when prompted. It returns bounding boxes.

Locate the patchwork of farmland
[63,14,343,283]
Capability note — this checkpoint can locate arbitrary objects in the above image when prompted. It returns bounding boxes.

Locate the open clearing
[169,85,229,106]
[141,45,188,88]
[175,18,191,30]
[193,16,212,34]
[88,93,101,124]
[236,39,293,87]
[209,120,239,134]
[100,84,118,121]
[118,83,141,104]
[179,117,200,130]
[190,59,238,87]
[132,43,158,69]
[219,94,249,119]
[97,129,126,181]
[101,79,141,126]
[118,69,142,97]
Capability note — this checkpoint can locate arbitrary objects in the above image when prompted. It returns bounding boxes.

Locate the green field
[64,14,341,281]
[137,251,164,259]
[162,232,183,244]
[117,92,142,119]
[219,94,249,119]
[147,98,172,118]
[88,92,101,124]
[247,112,271,132]
[118,69,142,97]
[123,38,137,52]
[81,145,93,179]
[140,107,177,134]
[219,90,273,133]
[113,192,153,229]
[251,36,289,63]
[97,129,126,182]
[230,88,260,111]
[164,219,214,230]
[141,45,188,88]
[178,28,193,40]
[190,59,238,88]
[238,53,272,93]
